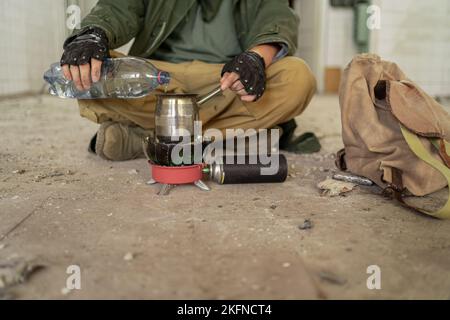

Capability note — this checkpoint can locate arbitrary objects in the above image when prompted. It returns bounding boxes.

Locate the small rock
[11,196,19,200]
[0,244,6,250]
[123,253,134,261]
[107,213,113,217]
[128,169,139,175]
[34,175,45,182]
[270,205,277,210]
[317,178,356,197]
[298,219,314,230]
[282,262,291,268]
[12,170,25,175]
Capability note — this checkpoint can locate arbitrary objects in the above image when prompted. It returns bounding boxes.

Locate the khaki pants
[78,56,316,133]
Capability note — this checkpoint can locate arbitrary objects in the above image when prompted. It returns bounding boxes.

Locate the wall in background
[0,0,66,96]
[295,0,327,93]
[324,5,358,68]
[371,0,450,97]
[295,0,359,93]
[314,0,450,97]
[297,0,450,96]
[0,0,128,97]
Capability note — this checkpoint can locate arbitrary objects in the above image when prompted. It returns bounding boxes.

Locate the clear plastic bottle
[43,57,171,99]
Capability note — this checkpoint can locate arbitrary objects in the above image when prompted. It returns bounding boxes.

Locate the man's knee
[265,57,316,120]
[278,57,317,103]
[78,100,101,124]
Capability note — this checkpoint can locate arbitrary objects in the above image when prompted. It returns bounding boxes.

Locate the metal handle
[197,86,223,106]
[142,137,152,161]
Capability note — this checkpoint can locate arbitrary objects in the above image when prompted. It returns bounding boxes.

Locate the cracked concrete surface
[0,94,449,299]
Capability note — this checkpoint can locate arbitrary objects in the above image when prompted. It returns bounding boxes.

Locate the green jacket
[79,0,299,58]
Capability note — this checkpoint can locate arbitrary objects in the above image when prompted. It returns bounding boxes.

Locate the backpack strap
[399,125,450,219]
[430,139,450,168]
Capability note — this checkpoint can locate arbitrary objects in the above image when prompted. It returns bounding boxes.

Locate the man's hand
[220,44,279,102]
[60,26,109,91]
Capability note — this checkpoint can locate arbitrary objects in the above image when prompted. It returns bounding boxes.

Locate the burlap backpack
[337,54,450,219]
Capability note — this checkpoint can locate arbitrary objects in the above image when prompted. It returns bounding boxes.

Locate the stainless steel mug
[154,86,222,143]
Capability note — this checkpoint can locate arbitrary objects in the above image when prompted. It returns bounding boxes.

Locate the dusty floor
[0,94,449,300]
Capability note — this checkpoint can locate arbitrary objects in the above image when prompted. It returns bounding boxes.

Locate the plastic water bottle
[43,57,170,99]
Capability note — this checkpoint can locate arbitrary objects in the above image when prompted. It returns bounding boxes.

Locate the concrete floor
[0,94,449,300]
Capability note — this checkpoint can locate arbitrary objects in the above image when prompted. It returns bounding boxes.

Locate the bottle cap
[157,71,171,85]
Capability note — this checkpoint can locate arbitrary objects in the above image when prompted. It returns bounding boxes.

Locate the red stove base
[147,162,210,195]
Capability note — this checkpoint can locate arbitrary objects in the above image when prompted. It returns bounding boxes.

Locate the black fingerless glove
[60,26,110,66]
[221,51,267,101]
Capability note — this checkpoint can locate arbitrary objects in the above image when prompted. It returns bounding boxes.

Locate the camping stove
[146,163,210,196]
[143,87,288,195]
[143,90,217,196]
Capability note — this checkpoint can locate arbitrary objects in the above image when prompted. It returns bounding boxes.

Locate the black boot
[278,119,321,154]
[88,133,97,154]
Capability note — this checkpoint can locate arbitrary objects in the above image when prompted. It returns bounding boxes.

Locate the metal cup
[154,86,222,143]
